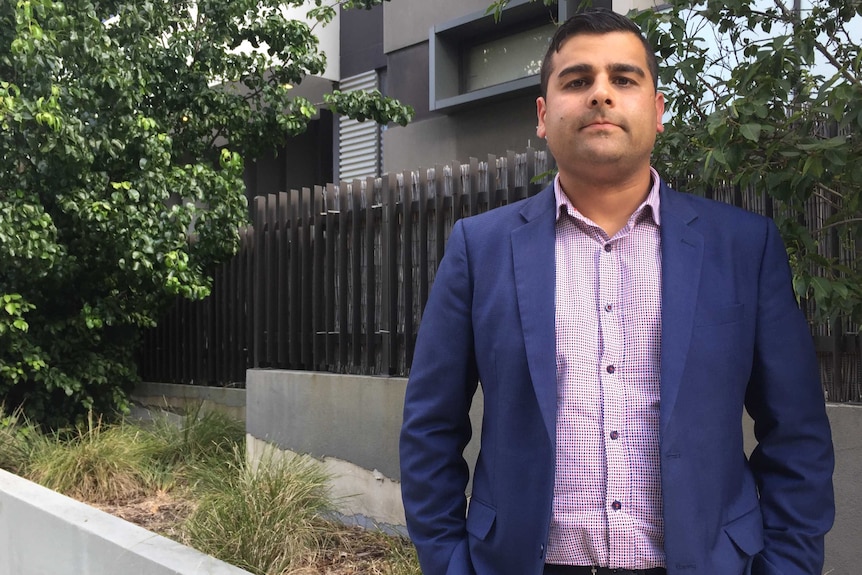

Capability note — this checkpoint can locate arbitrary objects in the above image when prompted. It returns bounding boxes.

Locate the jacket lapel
[512,187,558,443]
[659,184,704,436]
[510,183,703,442]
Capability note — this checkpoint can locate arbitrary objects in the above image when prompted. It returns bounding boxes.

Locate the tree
[631,0,862,324]
[490,0,862,323]
[0,0,412,427]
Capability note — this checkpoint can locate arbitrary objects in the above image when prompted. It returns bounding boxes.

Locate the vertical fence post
[263,194,278,366]
[365,176,378,372]
[402,171,415,372]
[304,188,315,369]
[288,190,300,368]
[351,179,364,371]
[277,191,289,368]
[469,157,480,217]
[381,173,398,375]
[211,263,222,384]
[831,318,844,401]
[252,197,267,368]
[236,227,251,382]
[324,183,338,370]
[435,164,448,270]
[309,186,327,369]
[338,181,350,371]
[452,161,465,225]
[417,169,430,319]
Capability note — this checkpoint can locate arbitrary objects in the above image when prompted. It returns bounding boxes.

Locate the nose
[590,95,612,106]
[589,78,613,107]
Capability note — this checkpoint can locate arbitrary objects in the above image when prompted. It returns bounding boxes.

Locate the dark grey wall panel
[340,5,386,79]
[385,43,431,121]
[383,92,545,174]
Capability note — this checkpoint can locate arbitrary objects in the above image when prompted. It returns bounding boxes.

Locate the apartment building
[246,0,663,198]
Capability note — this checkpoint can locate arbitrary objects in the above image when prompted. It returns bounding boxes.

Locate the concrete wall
[820,404,862,575]
[133,381,246,422]
[240,371,861,574]
[244,370,484,530]
[0,469,250,575]
[383,0,488,54]
[382,92,543,175]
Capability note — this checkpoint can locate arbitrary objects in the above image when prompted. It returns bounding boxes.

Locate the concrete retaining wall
[243,370,485,531]
[137,373,862,574]
[133,381,246,422]
[0,469,250,575]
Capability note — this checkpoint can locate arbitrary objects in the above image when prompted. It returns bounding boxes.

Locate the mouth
[582,120,620,130]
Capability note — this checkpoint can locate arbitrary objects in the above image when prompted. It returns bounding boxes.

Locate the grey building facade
[245,0,662,199]
[341,0,662,178]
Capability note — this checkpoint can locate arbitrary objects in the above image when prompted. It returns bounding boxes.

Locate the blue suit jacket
[400,182,835,575]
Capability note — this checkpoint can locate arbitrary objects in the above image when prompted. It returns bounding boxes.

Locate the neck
[558,167,653,237]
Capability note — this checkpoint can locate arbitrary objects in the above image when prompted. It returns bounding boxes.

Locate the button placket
[598,240,627,538]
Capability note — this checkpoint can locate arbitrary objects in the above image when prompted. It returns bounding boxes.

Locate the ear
[536,96,547,139]
[655,92,665,134]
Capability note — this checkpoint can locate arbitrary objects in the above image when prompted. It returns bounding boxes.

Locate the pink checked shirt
[546,169,665,569]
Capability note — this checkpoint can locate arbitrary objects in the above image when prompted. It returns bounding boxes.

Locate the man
[399,9,834,575]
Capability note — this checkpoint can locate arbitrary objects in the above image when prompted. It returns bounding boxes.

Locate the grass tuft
[184,450,333,575]
[146,405,246,467]
[0,405,43,475]
[143,405,247,491]
[26,416,159,504]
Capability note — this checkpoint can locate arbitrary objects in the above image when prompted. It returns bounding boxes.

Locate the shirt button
[605,303,613,312]
[606,365,616,374]
[604,243,613,252]
[610,430,619,440]
[612,501,622,511]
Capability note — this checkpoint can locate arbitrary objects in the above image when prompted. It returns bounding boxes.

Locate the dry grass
[0,405,421,575]
[27,421,158,504]
[183,450,334,574]
[316,525,421,575]
[0,405,40,474]
[94,489,194,541]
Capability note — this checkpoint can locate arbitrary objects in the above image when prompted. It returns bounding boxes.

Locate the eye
[614,77,635,86]
[565,78,588,89]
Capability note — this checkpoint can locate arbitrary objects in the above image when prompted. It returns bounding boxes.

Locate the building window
[430,0,587,112]
[462,23,556,93]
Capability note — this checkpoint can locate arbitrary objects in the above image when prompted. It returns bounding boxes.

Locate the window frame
[429,0,585,112]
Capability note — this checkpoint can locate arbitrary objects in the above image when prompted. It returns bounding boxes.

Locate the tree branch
[812,184,845,209]
[811,218,862,236]
[773,0,862,90]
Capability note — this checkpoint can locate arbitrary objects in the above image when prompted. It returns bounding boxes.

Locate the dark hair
[539,9,659,97]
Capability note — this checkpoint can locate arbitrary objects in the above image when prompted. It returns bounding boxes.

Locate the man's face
[536,31,665,180]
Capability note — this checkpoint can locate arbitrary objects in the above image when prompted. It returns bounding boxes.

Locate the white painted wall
[281,3,341,81]
[0,470,250,575]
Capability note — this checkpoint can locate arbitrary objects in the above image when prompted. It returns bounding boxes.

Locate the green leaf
[810,276,831,301]
[739,123,761,142]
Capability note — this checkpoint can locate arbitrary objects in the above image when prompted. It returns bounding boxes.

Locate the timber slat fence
[139,148,861,403]
[140,149,549,383]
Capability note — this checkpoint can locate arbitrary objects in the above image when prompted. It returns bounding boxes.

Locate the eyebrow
[556,62,646,80]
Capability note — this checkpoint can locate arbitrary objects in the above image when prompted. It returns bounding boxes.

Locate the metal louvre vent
[338,71,381,182]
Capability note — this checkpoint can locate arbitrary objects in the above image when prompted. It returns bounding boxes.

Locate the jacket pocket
[723,505,764,556]
[466,497,496,541]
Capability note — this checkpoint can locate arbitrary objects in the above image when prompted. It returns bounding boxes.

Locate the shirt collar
[554,167,662,227]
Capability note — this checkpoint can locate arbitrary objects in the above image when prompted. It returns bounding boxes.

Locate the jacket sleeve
[745,219,835,574]
[400,219,480,575]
